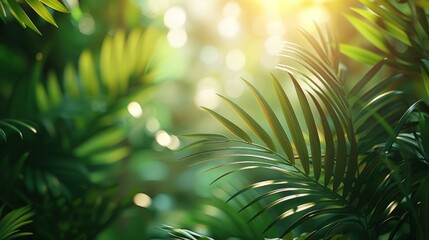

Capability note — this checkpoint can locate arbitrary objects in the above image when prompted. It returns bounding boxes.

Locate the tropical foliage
[0,205,34,240]
[2,0,429,239]
[164,1,429,239]
[341,0,429,87]
[0,0,69,34]
[0,7,168,238]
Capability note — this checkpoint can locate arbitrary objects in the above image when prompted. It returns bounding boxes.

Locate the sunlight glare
[218,17,240,39]
[226,49,246,71]
[133,193,152,208]
[156,130,171,147]
[127,101,143,118]
[223,1,241,18]
[264,35,283,55]
[225,78,244,98]
[298,5,330,28]
[146,118,160,133]
[167,29,188,48]
[194,77,220,108]
[266,20,285,36]
[79,14,95,35]
[164,6,187,29]
[167,135,181,150]
[200,45,220,65]
[147,0,169,15]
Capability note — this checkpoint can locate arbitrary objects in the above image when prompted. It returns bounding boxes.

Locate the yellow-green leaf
[113,30,127,94]
[345,14,388,53]
[64,63,80,98]
[351,7,411,46]
[35,82,50,112]
[340,44,384,65]
[90,146,130,164]
[47,71,62,106]
[40,0,68,13]
[100,35,116,99]
[74,128,126,157]
[4,0,40,34]
[78,50,99,97]
[218,94,276,151]
[202,107,252,143]
[243,79,295,164]
[25,0,57,26]
[125,29,143,77]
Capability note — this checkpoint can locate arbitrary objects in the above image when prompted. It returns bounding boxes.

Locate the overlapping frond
[34,27,165,169]
[341,0,428,74]
[0,206,34,240]
[161,185,280,240]
[0,119,37,142]
[182,25,408,238]
[0,0,69,34]
[0,27,166,239]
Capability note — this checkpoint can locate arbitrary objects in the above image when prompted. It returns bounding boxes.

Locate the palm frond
[0,0,68,34]
[0,119,37,142]
[342,0,428,75]
[161,185,282,239]
[34,27,165,169]
[0,206,34,240]
[0,27,167,239]
[161,225,214,240]
[181,24,410,238]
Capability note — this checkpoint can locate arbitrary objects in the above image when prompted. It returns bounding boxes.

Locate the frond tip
[0,0,69,34]
[0,206,34,240]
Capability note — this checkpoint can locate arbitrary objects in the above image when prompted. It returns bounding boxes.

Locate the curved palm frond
[161,184,282,240]
[0,205,34,240]
[182,24,410,238]
[0,0,69,34]
[341,0,428,76]
[0,119,37,142]
[161,225,214,240]
[0,27,167,239]
[34,27,165,171]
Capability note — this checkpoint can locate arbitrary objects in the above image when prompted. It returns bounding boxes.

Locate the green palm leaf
[182,24,410,238]
[218,94,276,151]
[0,0,68,34]
[0,27,167,239]
[0,119,37,142]
[0,206,34,240]
[242,79,294,164]
[202,107,252,144]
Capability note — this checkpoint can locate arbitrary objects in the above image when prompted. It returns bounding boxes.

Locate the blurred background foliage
[2,0,426,239]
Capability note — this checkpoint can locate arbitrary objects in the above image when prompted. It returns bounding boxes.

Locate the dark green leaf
[4,0,40,34]
[243,79,295,163]
[273,75,310,174]
[349,59,387,97]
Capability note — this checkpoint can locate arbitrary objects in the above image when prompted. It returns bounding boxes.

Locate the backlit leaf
[25,0,57,26]
[340,44,384,65]
[345,14,388,52]
[4,0,40,34]
[243,79,295,164]
[40,0,68,12]
[272,75,309,174]
[202,107,252,143]
[218,94,276,151]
